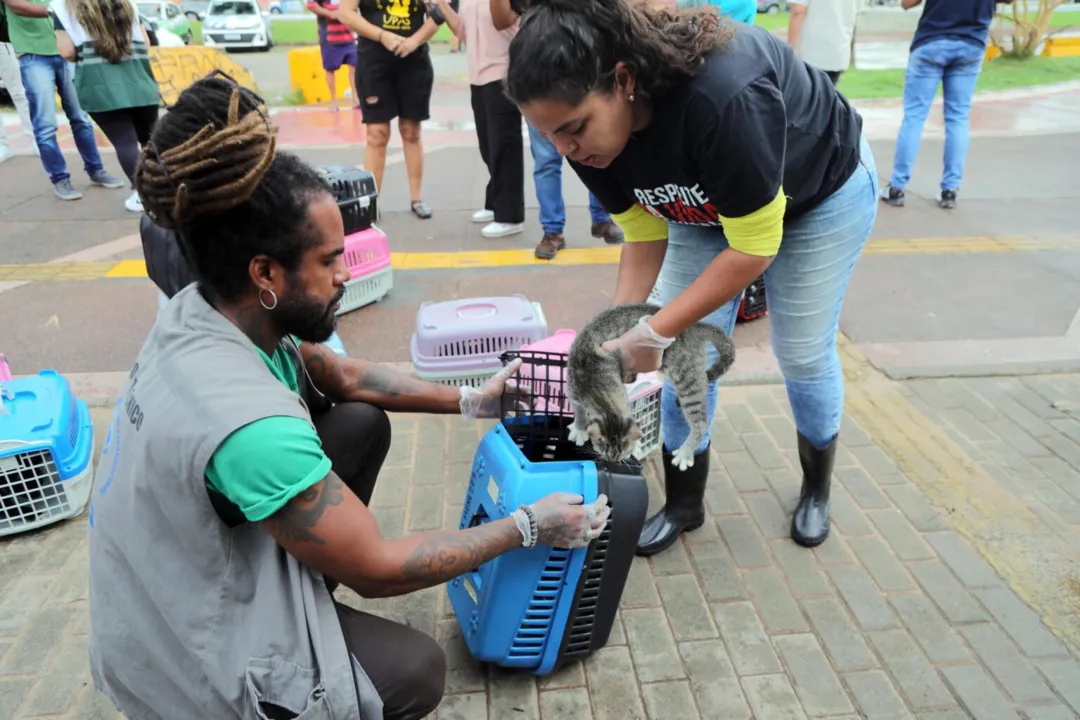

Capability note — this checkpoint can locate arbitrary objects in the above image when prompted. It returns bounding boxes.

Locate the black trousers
[87,105,159,186]
[470,81,525,224]
[825,69,844,86]
[261,400,446,720]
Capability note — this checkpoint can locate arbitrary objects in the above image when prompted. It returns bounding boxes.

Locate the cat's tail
[697,323,737,382]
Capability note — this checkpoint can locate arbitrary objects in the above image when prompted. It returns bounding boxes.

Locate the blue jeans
[526,123,610,233]
[889,38,984,192]
[19,53,105,184]
[659,135,879,453]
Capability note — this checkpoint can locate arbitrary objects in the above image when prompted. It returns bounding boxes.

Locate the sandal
[411,200,432,219]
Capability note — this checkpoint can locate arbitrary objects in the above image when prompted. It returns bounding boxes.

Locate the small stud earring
[629,93,635,102]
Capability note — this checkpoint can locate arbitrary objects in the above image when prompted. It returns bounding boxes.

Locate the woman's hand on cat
[458,358,532,420]
[601,316,675,377]
[531,492,611,548]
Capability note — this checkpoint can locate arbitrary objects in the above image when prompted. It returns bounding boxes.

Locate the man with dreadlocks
[86,72,611,720]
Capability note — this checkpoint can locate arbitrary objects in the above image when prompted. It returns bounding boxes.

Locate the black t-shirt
[910,0,997,52]
[572,23,863,228]
[358,0,427,38]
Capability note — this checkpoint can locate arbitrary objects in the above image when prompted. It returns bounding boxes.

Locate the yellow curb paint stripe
[0,235,1078,282]
[105,260,151,278]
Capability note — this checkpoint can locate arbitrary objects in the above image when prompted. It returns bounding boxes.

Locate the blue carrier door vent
[447,422,597,673]
[0,370,95,536]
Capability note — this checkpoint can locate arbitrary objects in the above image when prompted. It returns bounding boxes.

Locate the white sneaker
[0,147,12,164]
[124,191,143,213]
[482,221,524,238]
[472,209,494,223]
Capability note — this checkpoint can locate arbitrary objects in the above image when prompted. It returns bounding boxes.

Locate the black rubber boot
[791,432,836,548]
[636,445,710,557]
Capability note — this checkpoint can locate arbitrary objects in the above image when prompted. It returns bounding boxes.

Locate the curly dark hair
[135,71,333,303]
[505,0,733,107]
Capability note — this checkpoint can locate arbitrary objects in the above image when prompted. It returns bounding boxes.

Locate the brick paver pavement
[3,350,1080,718]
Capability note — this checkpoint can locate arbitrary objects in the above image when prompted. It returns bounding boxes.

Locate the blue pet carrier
[446,350,649,676]
[0,370,95,536]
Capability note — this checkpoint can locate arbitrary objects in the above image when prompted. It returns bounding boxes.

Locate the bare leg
[325,70,339,110]
[364,122,391,193]
[399,117,423,203]
[349,66,358,107]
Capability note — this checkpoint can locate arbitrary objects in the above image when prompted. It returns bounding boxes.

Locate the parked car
[140,11,187,46]
[267,0,305,12]
[757,0,786,12]
[137,1,194,43]
[180,0,211,21]
[201,0,274,52]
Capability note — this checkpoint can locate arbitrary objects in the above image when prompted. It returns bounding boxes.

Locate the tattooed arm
[298,341,461,413]
[263,471,522,597]
[264,472,608,597]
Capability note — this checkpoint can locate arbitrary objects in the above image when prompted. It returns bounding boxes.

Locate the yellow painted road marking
[2,235,1079,282]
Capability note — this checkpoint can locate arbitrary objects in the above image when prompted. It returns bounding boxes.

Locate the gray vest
[87,284,383,720]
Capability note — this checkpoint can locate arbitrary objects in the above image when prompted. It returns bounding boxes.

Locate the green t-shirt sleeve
[206,416,333,522]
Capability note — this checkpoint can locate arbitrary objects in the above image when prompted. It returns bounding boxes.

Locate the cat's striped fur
[566,303,736,469]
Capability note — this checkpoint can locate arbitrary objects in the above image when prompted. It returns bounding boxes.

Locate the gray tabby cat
[566,303,736,470]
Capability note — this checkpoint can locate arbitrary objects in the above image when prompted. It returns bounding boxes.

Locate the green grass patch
[750,8,1080,33]
[753,11,789,32]
[191,17,454,46]
[836,54,1080,99]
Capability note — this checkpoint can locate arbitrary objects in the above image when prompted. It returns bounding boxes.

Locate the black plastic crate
[738,273,768,322]
[316,164,378,234]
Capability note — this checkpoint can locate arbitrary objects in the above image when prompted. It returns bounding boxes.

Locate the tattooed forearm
[264,474,346,546]
[349,362,461,413]
[393,519,521,589]
[298,342,461,412]
[304,352,330,390]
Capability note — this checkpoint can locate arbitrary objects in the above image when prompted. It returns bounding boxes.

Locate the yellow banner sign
[148,46,261,107]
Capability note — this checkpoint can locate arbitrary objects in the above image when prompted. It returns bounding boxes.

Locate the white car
[201,0,274,52]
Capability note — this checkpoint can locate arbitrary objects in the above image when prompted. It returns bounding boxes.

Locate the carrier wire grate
[0,449,70,531]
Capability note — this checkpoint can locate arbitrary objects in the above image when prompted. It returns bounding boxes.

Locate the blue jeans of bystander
[888,38,985,192]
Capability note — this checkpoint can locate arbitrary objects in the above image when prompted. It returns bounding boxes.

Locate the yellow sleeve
[611,204,669,244]
[718,186,786,257]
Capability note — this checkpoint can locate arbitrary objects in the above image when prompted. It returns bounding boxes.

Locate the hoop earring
[259,288,278,311]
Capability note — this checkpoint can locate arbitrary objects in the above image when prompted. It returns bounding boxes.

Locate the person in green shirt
[1,0,123,199]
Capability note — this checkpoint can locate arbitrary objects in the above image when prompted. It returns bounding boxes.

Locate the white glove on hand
[600,316,674,379]
[531,492,612,549]
[459,358,531,420]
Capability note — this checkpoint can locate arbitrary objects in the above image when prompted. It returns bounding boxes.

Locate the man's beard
[275,279,345,344]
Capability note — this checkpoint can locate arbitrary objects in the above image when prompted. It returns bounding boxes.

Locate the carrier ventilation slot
[508,549,569,659]
[562,520,613,658]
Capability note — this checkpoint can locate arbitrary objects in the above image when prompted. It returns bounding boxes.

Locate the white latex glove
[459,358,531,420]
[600,316,674,379]
[532,492,612,548]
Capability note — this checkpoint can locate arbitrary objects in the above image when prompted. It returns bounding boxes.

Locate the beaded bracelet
[511,504,538,548]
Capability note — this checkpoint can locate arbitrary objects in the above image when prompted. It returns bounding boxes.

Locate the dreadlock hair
[68,0,135,64]
[505,0,733,108]
[135,72,333,304]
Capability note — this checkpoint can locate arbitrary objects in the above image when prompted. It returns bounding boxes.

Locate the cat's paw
[672,444,696,471]
[567,424,590,447]
[631,438,648,461]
